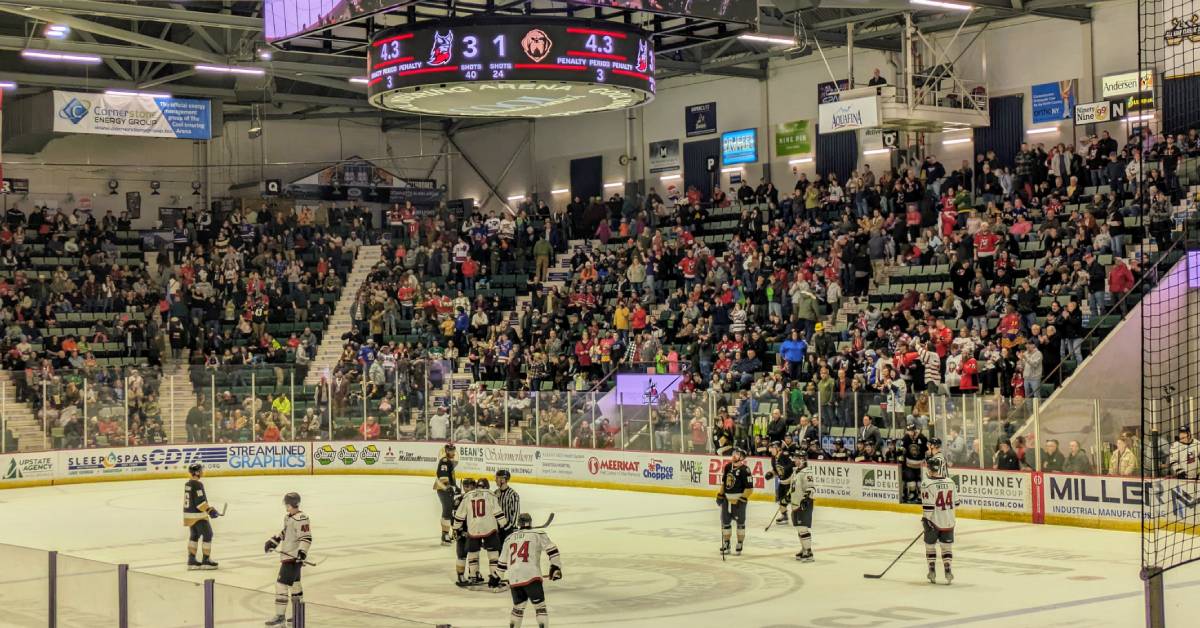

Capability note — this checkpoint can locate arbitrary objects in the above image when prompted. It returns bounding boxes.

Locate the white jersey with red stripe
[453,488,508,538]
[921,477,959,531]
[499,529,561,587]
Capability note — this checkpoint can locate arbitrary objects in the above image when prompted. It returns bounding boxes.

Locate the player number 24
[508,540,530,563]
[934,490,954,510]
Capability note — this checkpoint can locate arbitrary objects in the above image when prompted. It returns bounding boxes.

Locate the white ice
[0,475,1197,628]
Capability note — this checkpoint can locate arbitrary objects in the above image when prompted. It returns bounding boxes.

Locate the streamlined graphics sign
[53,90,212,139]
[818,96,880,133]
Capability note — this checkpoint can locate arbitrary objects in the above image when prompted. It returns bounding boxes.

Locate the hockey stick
[533,513,555,529]
[219,503,228,517]
[278,551,323,567]
[764,503,787,532]
[863,531,924,579]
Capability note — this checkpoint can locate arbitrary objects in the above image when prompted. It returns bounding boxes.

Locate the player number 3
[508,540,530,563]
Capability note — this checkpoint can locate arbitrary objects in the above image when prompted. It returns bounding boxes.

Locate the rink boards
[2,442,1193,533]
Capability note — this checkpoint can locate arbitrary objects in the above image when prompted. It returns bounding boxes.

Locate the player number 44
[934,490,953,510]
[508,540,530,563]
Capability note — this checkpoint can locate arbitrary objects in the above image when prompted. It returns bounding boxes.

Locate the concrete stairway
[304,245,383,386]
[160,359,201,444]
[0,371,46,452]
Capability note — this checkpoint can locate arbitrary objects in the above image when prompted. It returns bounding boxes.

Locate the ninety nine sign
[818,96,879,134]
[1074,100,1126,125]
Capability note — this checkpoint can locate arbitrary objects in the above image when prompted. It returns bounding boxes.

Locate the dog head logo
[427,30,454,66]
[521,29,552,62]
[636,39,652,73]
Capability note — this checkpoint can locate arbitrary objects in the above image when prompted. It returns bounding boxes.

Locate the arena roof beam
[0,0,261,30]
[656,58,768,81]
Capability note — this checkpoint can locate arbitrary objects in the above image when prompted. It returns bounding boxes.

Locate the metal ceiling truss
[0,0,1106,117]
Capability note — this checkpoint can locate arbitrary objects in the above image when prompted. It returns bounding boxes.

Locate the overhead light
[721,166,743,173]
[0,81,16,90]
[551,188,569,195]
[660,174,682,181]
[789,157,813,165]
[910,0,974,11]
[349,77,369,84]
[195,64,265,76]
[604,181,623,188]
[21,49,101,64]
[1125,113,1155,123]
[45,24,70,39]
[942,137,972,145]
[257,48,273,61]
[105,89,171,98]
[506,194,525,201]
[863,148,892,156]
[739,33,797,46]
[1025,126,1058,135]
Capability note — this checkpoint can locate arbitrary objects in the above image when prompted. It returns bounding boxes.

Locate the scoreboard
[367,18,656,117]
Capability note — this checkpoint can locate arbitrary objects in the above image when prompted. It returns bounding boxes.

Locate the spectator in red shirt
[1108,257,1135,313]
[360,416,381,440]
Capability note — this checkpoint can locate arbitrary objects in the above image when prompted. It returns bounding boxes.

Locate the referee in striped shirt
[494,469,521,545]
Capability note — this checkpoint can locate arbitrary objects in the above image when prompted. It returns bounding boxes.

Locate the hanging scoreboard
[367,18,656,117]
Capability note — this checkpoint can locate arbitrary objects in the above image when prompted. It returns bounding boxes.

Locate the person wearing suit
[859,415,883,452]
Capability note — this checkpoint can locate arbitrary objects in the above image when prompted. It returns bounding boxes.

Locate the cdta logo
[59,97,90,124]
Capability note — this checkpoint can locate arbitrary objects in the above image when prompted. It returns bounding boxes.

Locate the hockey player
[454,475,510,589]
[716,448,754,556]
[499,513,562,628]
[787,450,816,562]
[900,423,929,503]
[452,479,477,588]
[183,463,220,570]
[434,443,459,545]
[1170,426,1199,479]
[494,469,522,545]
[921,454,959,584]
[263,492,313,626]
[764,441,794,524]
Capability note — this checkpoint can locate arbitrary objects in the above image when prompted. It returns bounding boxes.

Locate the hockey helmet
[768,441,783,451]
[926,455,947,478]
[516,513,534,529]
[283,492,301,508]
[187,463,204,476]
[905,422,918,432]
[928,437,943,448]
[731,448,748,462]
[462,478,478,491]
[477,478,490,490]
[495,469,512,481]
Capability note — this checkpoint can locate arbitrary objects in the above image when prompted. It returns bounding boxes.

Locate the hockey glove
[208,509,220,520]
[297,550,307,563]
[716,496,727,506]
[264,539,278,554]
[921,517,935,533]
[764,471,775,480]
[798,498,809,512]
[549,565,563,581]
[779,495,790,506]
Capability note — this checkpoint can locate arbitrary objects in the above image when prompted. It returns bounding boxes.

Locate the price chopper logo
[428,30,454,66]
[59,97,91,125]
[522,29,552,63]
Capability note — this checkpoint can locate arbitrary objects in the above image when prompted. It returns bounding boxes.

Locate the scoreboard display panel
[566,0,758,24]
[264,0,414,43]
[367,18,656,117]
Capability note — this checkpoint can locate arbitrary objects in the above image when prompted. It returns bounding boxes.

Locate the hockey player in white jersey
[1170,426,1199,479]
[454,477,510,590]
[498,513,562,628]
[263,492,313,626]
[786,450,817,562]
[921,446,958,584]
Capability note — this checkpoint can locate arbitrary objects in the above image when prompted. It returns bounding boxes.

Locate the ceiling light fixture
[738,33,797,46]
[910,0,974,11]
[788,157,813,165]
[195,64,266,76]
[349,77,369,84]
[551,188,570,195]
[105,89,171,98]
[604,181,623,188]
[1025,126,1059,135]
[21,49,101,63]
[942,137,972,145]
[863,148,892,156]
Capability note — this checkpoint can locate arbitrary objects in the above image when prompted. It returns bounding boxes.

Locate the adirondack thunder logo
[1165,13,1200,46]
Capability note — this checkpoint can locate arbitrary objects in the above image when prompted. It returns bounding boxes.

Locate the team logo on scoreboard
[635,39,652,74]
[428,30,454,66]
[521,28,553,62]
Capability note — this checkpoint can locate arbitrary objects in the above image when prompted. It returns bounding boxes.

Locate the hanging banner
[685,102,717,137]
[53,90,212,140]
[818,96,880,134]
[774,120,812,157]
[817,79,850,105]
[1030,80,1076,124]
[648,139,681,173]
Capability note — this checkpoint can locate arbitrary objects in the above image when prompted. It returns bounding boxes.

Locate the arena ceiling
[0,0,1107,126]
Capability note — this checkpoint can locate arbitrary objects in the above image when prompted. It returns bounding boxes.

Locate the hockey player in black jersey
[764,442,794,524]
[716,449,754,556]
[900,424,929,503]
[434,443,459,545]
[183,463,220,570]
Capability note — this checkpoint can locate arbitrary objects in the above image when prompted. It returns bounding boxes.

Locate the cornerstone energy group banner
[53,90,212,140]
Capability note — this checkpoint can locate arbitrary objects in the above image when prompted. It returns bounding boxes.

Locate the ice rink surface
[0,475,1198,628]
